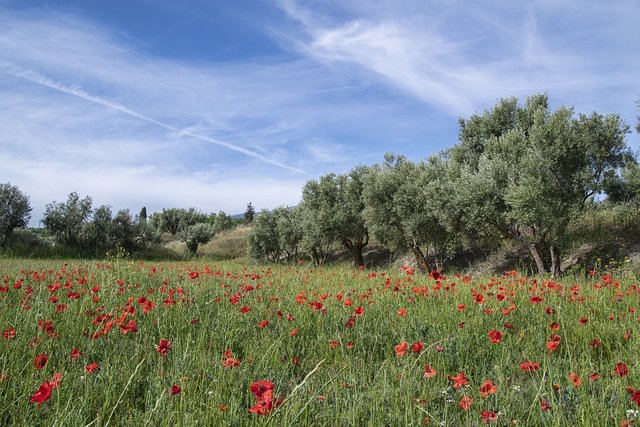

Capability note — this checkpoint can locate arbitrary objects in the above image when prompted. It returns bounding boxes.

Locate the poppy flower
[171,385,181,395]
[480,410,498,423]
[394,341,408,356]
[49,372,63,389]
[423,364,437,378]
[411,341,424,354]
[480,380,497,397]
[397,308,407,317]
[546,334,561,351]
[118,320,138,334]
[487,329,502,343]
[70,347,82,360]
[290,328,299,337]
[632,389,640,406]
[257,320,269,329]
[2,328,15,339]
[30,381,52,407]
[459,395,473,410]
[614,362,629,377]
[540,399,551,412]
[568,372,582,387]
[85,362,99,373]
[33,353,48,371]
[448,372,468,388]
[157,339,171,356]
[520,362,539,372]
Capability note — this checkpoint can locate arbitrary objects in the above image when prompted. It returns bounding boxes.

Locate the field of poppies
[1,258,640,426]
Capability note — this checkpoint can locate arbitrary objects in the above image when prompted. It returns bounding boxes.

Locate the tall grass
[1,259,639,425]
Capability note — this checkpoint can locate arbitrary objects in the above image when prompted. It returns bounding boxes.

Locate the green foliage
[0,183,32,246]
[363,155,448,271]
[42,192,93,249]
[444,94,633,276]
[180,222,215,256]
[299,167,370,266]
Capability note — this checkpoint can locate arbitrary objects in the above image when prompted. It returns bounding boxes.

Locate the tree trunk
[411,245,431,273]
[351,246,365,268]
[528,243,547,275]
[550,245,561,278]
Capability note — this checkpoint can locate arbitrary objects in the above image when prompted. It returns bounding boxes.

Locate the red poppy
[257,320,269,329]
[632,389,640,406]
[448,372,468,388]
[157,339,171,356]
[540,399,551,411]
[49,372,63,389]
[568,372,582,387]
[487,329,502,344]
[171,385,181,395]
[549,322,560,331]
[411,341,424,354]
[546,334,561,351]
[85,362,99,373]
[480,380,497,397]
[529,296,543,304]
[591,339,601,348]
[70,347,82,360]
[353,306,364,317]
[459,395,473,410]
[589,372,599,381]
[33,353,48,371]
[520,362,539,372]
[579,317,588,324]
[394,341,408,356]
[423,364,437,378]
[239,306,251,313]
[480,410,498,423]
[2,328,15,339]
[290,328,299,337]
[614,362,629,377]
[397,308,407,317]
[118,320,138,334]
[30,381,52,407]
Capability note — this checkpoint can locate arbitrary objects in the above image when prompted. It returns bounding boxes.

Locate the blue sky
[1,0,638,225]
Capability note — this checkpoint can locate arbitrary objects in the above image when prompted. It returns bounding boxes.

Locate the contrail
[0,61,308,175]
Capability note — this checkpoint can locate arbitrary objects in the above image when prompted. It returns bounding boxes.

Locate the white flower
[513,385,521,392]
[626,409,639,418]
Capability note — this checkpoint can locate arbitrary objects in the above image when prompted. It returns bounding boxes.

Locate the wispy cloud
[275,0,640,118]
[0,61,308,174]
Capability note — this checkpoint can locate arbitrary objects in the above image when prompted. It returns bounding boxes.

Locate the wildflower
[459,395,473,410]
[487,329,503,344]
[85,362,99,373]
[157,339,171,356]
[520,362,539,372]
[448,372,468,388]
[171,385,181,395]
[395,341,408,356]
[480,410,498,423]
[70,347,82,360]
[33,353,48,371]
[411,341,424,354]
[480,380,498,397]
[615,363,629,378]
[30,381,52,407]
[423,364,437,378]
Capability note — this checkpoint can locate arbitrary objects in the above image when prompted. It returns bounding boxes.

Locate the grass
[1,259,640,426]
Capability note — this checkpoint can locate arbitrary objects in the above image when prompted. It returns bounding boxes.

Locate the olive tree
[43,192,93,249]
[445,94,632,276]
[298,167,370,267]
[0,183,32,246]
[363,155,448,272]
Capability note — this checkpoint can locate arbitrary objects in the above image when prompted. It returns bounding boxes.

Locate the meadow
[1,258,640,426]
